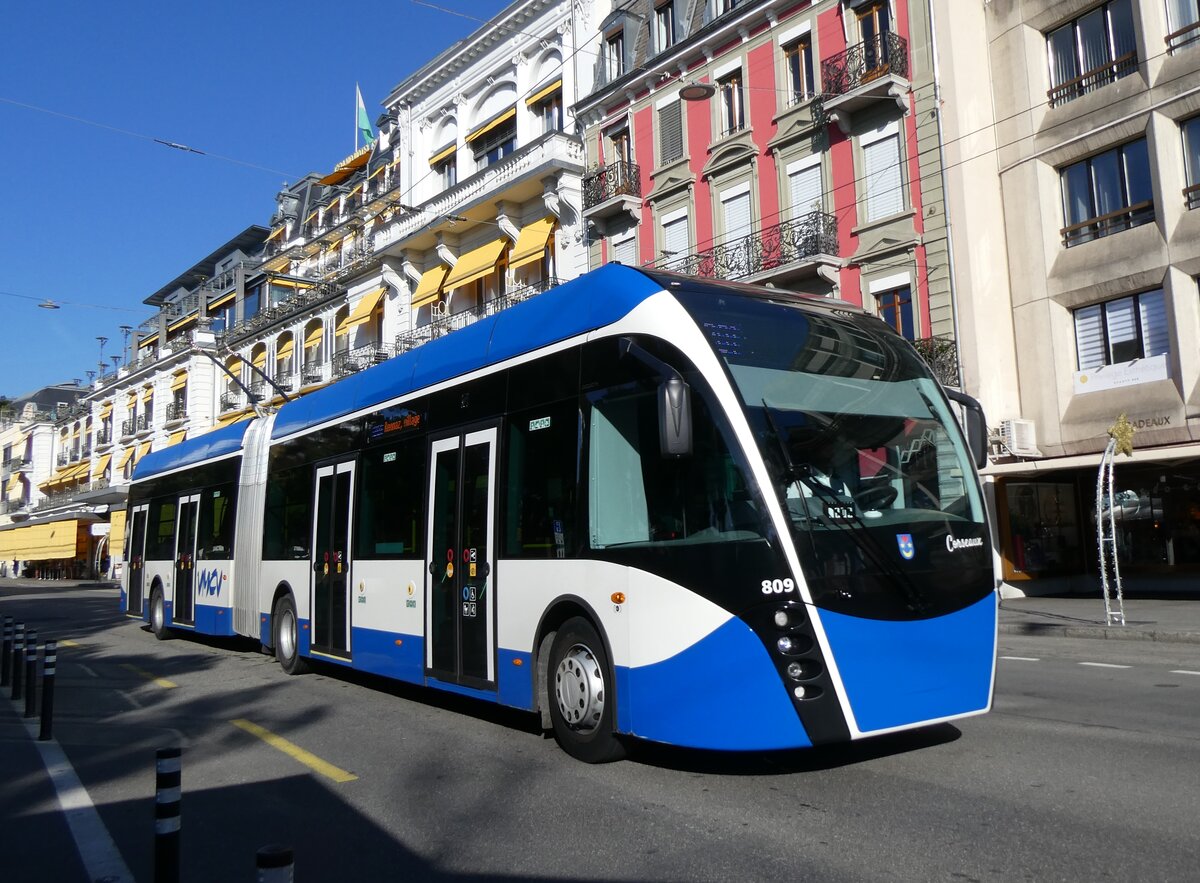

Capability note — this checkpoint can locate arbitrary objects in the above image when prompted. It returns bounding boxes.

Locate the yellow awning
[271,278,313,289]
[341,287,386,331]
[276,338,295,360]
[109,509,126,560]
[318,167,355,187]
[142,386,154,403]
[136,441,152,460]
[347,182,362,198]
[166,430,187,448]
[170,371,188,391]
[168,313,197,333]
[466,107,515,143]
[429,143,456,166]
[92,453,112,479]
[509,216,556,270]
[444,238,508,291]
[526,78,562,107]
[411,265,450,309]
[138,334,158,349]
[369,162,388,179]
[208,291,236,311]
[126,391,138,406]
[0,520,80,561]
[98,401,113,420]
[116,448,135,470]
[251,349,267,370]
[71,462,92,481]
[6,473,23,498]
[266,226,284,241]
[215,409,255,428]
[304,326,324,350]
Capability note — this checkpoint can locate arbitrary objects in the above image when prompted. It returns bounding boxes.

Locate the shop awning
[166,430,187,448]
[170,371,188,391]
[411,265,450,309]
[98,401,113,420]
[138,334,158,350]
[251,349,267,370]
[116,448,135,470]
[444,238,508,291]
[208,291,236,311]
[341,287,386,332]
[429,143,456,166]
[6,473,23,500]
[466,107,515,144]
[0,520,81,561]
[509,217,556,270]
[168,313,197,333]
[276,337,295,361]
[109,509,126,560]
[304,326,324,350]
[136,441,152,460]
[67,462,91,482]
[91,453,112,479]
[525,78,562,107]
[215,409,255,428]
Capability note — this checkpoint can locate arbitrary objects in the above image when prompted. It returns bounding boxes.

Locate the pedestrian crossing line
[230,718,358,784]
[120,663,178,689]
[1169,670,1200,676]
[1000,656,1040,662]
[1078,662,1132,669]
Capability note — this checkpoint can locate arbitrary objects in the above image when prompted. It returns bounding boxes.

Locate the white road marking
[1169,670,1200,676]
[1078,662,1132,669]
[77,664,98,678]
[1000,656,1040,662]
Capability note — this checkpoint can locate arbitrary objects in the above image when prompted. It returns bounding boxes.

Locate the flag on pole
[356,84,375,147]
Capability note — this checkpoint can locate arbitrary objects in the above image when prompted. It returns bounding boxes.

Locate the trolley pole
[1,615,12,686]
[10,621,24,701]
[39,640,57,741]
[23,629,38,718]
[154,747,182,883]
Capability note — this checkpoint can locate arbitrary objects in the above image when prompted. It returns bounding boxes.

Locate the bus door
[173,494,200,625]
[311,460,355,658]
[425,427,497,687]
[126,504,149,617]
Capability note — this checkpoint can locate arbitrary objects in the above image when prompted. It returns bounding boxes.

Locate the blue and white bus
[122,264,996,762]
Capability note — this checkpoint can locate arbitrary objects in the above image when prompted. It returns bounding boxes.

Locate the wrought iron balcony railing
[911,335,960,389]
[94,428,111,446]
[165,403,187,423]
[333,344,396,378]
[582,161,641,210]
[658,211,838,281]
[220,393,244,412]
[301,363,325,386]
[821,32,908,96]
[395,278,562,355]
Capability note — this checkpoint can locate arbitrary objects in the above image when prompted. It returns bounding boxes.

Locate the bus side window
[197,484,237,560]
[356,437,425,559]
[148,498,177,560]
[264,466,312,560]
[504,402,579,558]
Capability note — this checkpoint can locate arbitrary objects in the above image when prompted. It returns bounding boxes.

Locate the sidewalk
[999,594,1200,645]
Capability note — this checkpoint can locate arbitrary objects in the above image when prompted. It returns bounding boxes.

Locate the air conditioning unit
[1000,419,1041,458]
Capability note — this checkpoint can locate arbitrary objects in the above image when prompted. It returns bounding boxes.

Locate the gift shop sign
[1073,354,1168,395]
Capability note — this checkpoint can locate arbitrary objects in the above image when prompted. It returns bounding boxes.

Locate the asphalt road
[3,583,1198,882]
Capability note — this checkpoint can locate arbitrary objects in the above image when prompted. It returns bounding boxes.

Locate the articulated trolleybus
[122,264,996,762]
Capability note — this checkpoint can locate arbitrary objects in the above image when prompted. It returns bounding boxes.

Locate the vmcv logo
[197,568,222,597]
[945,535,984,553]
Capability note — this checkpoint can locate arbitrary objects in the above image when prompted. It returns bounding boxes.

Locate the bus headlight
[777,636,795,654]
[786,661,804,679]
[774,609,790,628]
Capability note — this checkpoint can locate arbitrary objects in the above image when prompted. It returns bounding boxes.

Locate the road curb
[999,622,1200,645]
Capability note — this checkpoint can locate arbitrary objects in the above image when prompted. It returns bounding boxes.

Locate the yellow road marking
[120,663,178,689]
[230,719,358,784]
[60,639,81,647]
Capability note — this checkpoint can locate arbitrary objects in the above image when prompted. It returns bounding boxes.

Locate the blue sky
[0,0,509,398]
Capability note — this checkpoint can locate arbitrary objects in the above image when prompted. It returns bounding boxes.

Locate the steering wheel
[854,485,898,510]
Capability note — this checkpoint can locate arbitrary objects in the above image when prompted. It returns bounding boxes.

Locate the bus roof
[270,262,666,440]
[132,417,254,482]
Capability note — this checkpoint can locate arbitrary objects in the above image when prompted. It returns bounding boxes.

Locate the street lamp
[96,336,108,375]
[679,80,716,101]
[119,325,133,365]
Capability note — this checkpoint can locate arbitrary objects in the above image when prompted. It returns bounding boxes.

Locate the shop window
[1073,289,1169,370]
[1046,0,1136,106]
[1060,140,1153,246]
[1005,483,1082,577]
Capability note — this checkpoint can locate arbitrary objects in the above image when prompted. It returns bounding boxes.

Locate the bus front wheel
[547,617,626,763]
[274,595,308,675]
[150,588,170,641]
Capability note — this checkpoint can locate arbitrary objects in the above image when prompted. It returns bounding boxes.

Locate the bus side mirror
[659,376,693,457]
[946,389,988,470]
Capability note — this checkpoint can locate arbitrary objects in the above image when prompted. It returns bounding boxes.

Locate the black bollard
[23,629,37,718]
[154,747,182,883]
[10,621,24,701]
[39,640,56,741]
[1,616,12,686]
[256,845,295,883]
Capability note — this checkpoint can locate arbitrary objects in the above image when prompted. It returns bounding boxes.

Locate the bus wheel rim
[152,596,163,631]
[554,644,605,732]
[279,609,296,660]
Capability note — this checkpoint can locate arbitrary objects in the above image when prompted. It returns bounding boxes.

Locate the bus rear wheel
[547,617,625,763]
[274,595,308,675]
[150,588,170,640]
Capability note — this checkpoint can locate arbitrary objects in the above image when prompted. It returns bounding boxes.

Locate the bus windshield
[675,284,991,620]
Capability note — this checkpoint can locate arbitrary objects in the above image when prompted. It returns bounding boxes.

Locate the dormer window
[605,29,626,81]
[654,3,676,54]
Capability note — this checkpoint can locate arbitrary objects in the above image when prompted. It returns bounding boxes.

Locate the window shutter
[789,164,823,216]
[721,191,752,243]
[611,235,637,266]
[659,102,683,165]
[662,215,689,257]
[1074,305,1105,370]
[1139,290,1170,357]
[1104,297,1138,362]
[863,135,903,221]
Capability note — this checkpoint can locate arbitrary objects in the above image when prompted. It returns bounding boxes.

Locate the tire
[150,587,170,640]
[547,617,625,763]
[274,595,309,675]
